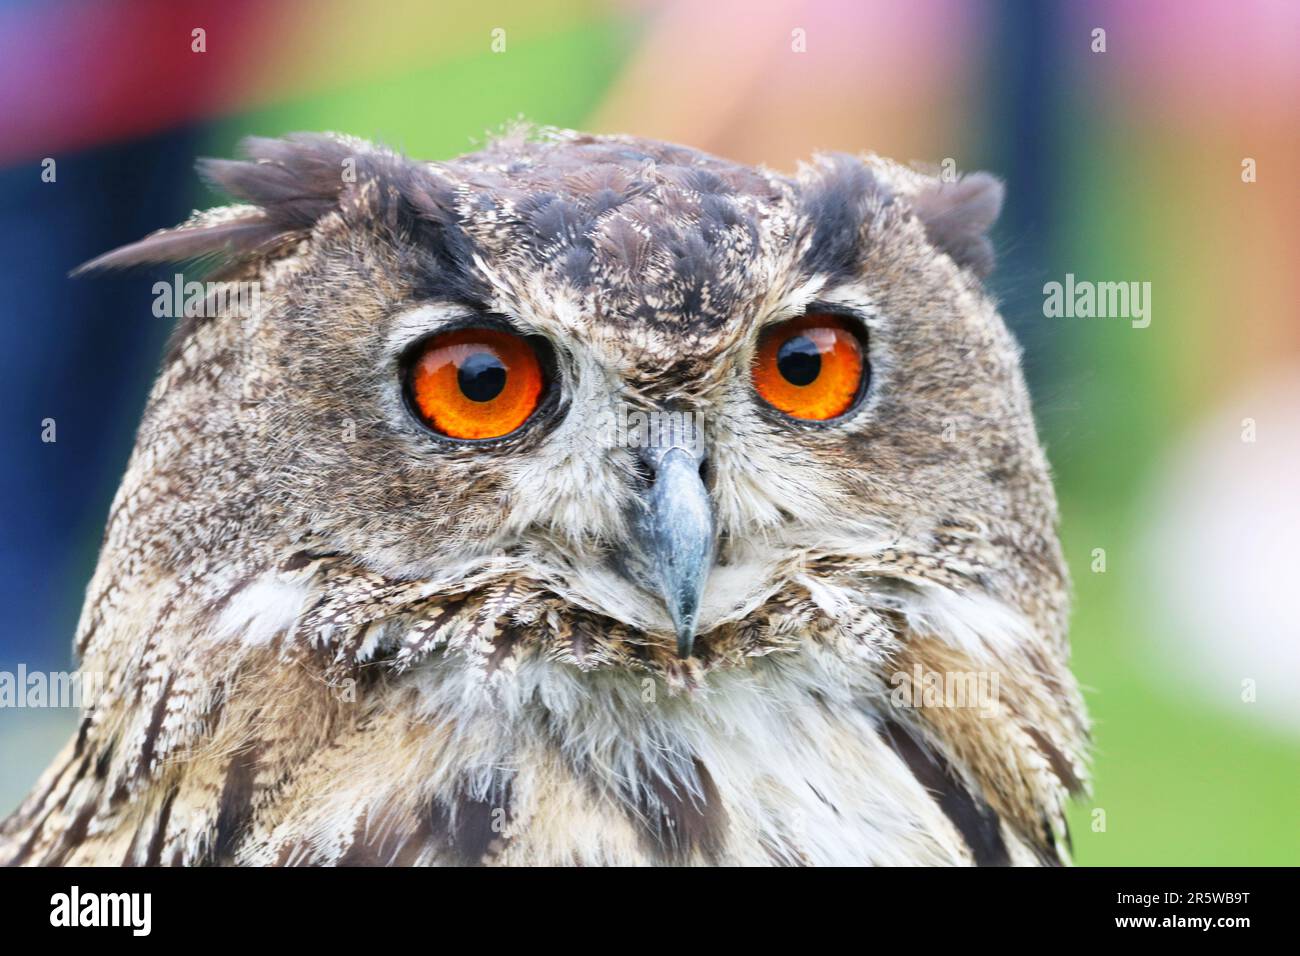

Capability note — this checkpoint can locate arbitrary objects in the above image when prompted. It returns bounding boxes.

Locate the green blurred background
[1,0,1296,864]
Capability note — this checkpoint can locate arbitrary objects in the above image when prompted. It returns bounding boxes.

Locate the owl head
[80,129,1066,684]
[30,128,1092,867]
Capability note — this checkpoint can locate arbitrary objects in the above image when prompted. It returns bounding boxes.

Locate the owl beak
[635,434,715,659]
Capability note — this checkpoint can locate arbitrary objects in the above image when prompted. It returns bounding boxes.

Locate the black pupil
[458,351,507,402]
[776,335,821,386]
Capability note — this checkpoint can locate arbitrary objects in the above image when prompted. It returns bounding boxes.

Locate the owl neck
[6,583,1083,866]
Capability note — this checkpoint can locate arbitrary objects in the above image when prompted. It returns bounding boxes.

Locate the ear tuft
[197,133,358,231]
[70,209,281,276]
[72,133,362,278]
[908,172,1004,279]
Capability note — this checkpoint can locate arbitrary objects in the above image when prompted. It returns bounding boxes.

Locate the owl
[2,128,1087,866]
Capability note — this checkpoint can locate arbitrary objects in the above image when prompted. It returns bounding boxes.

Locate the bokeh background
[1,0,1296,864]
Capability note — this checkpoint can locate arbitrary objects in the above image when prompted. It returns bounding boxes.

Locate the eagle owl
[3,129,1087,866]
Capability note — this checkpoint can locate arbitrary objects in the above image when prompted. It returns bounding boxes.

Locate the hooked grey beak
[634,423,715,658]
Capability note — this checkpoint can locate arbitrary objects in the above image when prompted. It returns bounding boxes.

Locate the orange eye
[406,327,545,440]
[753,314,867,420]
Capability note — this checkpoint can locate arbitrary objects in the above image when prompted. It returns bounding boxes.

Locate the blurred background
[0,0,1296,864]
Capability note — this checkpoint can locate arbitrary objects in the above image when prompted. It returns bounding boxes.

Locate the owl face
[89,130,1065,675]
[15,131,1086,868]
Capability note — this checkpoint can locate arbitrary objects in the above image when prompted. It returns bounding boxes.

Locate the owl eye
[405,327,545,440]
[752,313,868,420]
